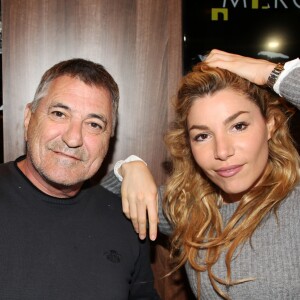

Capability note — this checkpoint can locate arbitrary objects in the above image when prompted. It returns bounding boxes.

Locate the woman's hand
[120,161,158,241]
[205,49,276,85]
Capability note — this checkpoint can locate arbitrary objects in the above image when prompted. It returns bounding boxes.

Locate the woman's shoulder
[287,182,300,198]
[280,181,300,214]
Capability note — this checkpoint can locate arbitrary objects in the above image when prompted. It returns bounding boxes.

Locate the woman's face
[187,88,274,202]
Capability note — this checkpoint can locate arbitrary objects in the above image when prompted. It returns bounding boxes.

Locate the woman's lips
[215,165,243,177]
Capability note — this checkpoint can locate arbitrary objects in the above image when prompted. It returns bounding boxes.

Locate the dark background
[183,0,300,72]
[182,0,300,151]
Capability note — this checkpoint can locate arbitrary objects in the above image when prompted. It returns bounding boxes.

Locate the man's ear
[24,104,32,142]
[267,115,276,140]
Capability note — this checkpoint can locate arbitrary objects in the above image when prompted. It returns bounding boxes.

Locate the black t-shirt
[0,158,159,300]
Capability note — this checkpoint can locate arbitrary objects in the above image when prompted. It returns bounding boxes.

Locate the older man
[0,59,159,299]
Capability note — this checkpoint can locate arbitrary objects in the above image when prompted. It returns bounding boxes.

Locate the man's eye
[91,123,101,128]
[51,111,65,118]
[89,122,104,131]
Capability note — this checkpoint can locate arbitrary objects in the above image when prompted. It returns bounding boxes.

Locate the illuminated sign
[212,0,300,20]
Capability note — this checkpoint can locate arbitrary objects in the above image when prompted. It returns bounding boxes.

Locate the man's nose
[62,120,83,148]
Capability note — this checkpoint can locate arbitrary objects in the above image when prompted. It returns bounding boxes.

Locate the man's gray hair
[31,58,119,136]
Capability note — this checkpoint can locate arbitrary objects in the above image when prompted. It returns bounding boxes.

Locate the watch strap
[267,63,285,89]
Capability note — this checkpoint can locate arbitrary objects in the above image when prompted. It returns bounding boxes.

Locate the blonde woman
[102,51,300,299]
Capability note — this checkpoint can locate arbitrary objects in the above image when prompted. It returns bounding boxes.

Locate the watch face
[183,1,300,73]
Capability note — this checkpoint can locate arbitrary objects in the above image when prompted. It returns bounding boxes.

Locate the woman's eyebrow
[224,111,249,125]
[189,124,209,132]
[188,111,249,132]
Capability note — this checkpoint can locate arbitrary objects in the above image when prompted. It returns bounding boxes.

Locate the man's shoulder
[0,160,14,170]
[0,161,17,180]
[82,183,140,241]
[82,182,123,211]
[88,183,121,200]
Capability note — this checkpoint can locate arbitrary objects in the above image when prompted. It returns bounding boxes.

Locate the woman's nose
[214,134,234,161]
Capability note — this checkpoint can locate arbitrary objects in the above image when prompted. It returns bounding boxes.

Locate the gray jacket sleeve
[279,67,300,109]
[100,170,121,196]
[157,186,173,236]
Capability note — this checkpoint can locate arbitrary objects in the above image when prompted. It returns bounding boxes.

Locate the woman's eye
[194,133,209,142]
[233,122,248,131]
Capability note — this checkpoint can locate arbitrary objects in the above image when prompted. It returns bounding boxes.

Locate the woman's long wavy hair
[164,63,300,299]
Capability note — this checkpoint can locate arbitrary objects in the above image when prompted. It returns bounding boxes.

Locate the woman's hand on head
[120,161,158,241]
[205,49,276,85]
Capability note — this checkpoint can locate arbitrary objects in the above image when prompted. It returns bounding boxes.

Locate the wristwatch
[267,63,285,89]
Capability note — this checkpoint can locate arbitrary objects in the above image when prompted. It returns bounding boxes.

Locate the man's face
[23,75,112,196]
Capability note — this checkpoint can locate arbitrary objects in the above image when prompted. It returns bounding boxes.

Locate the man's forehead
[40,78,111,108]
[47,75,110,98]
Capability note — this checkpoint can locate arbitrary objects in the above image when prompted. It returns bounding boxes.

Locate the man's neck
[17,158,83,198]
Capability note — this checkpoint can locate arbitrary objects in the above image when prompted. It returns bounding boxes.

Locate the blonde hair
[164,63,300,299]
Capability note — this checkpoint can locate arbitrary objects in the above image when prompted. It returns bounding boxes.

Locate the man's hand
[205,49,276,85]
[120,161,158,241]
